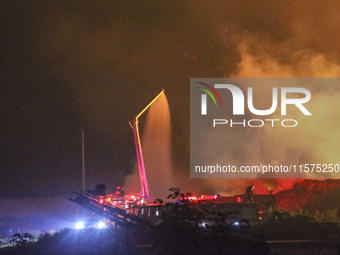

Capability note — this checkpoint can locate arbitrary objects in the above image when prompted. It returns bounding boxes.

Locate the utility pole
[81,128,86,191]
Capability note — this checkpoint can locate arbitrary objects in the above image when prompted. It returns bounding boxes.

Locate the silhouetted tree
[9,232,34,247]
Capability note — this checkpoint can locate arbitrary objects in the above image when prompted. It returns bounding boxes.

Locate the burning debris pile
[275,179,340,215]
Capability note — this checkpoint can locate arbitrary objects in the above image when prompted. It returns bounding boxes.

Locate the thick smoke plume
[186,35,340,196]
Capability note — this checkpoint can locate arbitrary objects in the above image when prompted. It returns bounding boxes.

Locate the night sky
[1,1,340,199]
[1,1,232,198]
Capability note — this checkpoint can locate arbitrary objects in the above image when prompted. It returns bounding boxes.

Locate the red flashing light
[259,211,264,214]
[236,196,241,203]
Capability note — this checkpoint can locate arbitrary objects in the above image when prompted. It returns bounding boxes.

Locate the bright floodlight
[75,221,85,230]
[233,221,240,226]
[97,221,106,229]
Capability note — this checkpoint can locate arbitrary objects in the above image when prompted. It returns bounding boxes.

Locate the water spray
[129,89,165,198]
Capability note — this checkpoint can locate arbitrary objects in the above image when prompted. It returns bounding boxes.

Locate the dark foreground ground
[268,240,339,255]
[0,219,339,255]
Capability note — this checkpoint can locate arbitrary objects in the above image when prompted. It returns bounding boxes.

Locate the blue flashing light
[75,221,85,230]
[97,221,106,229]
[233,221,239,226]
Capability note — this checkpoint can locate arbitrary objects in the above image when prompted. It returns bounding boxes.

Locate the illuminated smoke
[31,1,340,195]
[172,35,340,196]
[199,38,340,195]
